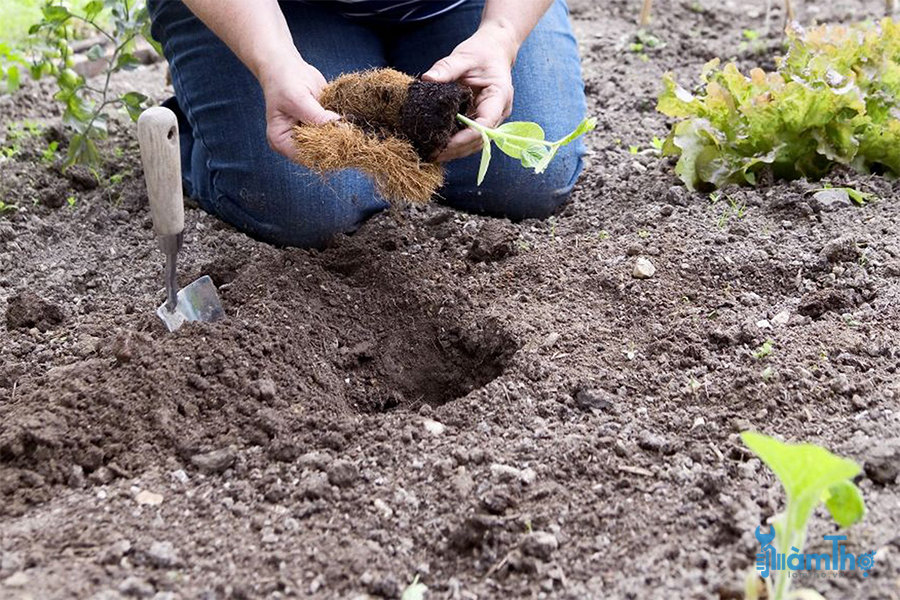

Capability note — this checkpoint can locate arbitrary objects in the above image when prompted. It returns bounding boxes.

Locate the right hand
[258,55,340,159]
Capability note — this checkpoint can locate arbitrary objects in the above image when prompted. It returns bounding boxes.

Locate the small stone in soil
[118,576,155,597]
[632,257,656,279]
[490,464,536,485]
[3,571,29,587]
[326,460,359,488]
[423,419,445,436]
[135,490,163,506]
[255,378,277,401]
[574,388,613,412]
[772,310,791,326]
[864,440,900,485]
[190,448,235,475]
[146,541,180,569]
[812,188,852,211]
[97,540,132,566]
[521,532,559,560]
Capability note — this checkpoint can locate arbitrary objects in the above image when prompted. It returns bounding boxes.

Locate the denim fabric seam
[161,35,220,211]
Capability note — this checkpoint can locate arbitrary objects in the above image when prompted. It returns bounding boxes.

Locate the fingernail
[424,68,443,80]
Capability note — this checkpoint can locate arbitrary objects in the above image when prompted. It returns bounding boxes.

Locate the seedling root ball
[293,68,472,204]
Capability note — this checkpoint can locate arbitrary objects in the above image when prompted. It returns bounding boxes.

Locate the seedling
[400,575,427,600]
[456,114,596,185]
[42,140,59,162]
[752,339,774,360]
[0,199,17,214]
[741,432,866,600]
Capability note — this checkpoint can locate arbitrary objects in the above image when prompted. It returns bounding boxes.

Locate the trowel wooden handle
[138,106,184,238]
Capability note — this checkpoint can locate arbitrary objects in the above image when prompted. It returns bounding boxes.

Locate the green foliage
[658,19,900,190]
[1,0,157,169]
[752,339,774,360]
[400,576,427,600]
[0,199,17,215]
[457,114,596,185]
[741,432,865,600]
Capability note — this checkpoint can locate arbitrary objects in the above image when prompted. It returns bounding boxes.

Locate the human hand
[423,23,519,162]
[259,55,341,159]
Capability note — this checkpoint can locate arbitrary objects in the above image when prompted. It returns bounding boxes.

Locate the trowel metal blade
[156,275,225,332]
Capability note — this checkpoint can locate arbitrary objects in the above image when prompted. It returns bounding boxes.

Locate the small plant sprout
[42,140,59,162]
[456,114,596,185]
[400,575,427,600]
[741,432,866,600]
[752,339,774,360]
[0,199,17,215]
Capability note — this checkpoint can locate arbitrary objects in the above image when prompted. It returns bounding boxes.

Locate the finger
[473,87,508,128]
[295,95,341,125]
[269,126,297,160]
[423,54,474,83]
[436,131,483,162]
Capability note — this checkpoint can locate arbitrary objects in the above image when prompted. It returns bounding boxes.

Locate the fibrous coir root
[293,68,472,204]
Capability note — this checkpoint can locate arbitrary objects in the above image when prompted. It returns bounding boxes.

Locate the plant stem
[455,114,556,147]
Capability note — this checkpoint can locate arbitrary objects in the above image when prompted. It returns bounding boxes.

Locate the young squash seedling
[741,432,866,600]
[456,114,596,185]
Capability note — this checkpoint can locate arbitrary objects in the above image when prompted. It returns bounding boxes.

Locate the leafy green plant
[1,0,157,168]
[658,18,900,190]
[456,114,596,185]
[741,432,866,600]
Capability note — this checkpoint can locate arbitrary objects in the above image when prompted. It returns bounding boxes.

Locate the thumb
[423,55,471,83]
[296,96,341,125]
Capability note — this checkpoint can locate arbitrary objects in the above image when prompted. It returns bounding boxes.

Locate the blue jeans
[148,0,586,248]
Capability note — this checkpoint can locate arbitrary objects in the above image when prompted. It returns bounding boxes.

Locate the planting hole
[342,317,516,413]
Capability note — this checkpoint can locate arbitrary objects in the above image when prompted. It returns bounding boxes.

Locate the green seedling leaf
[555,117,597,146]
[477,132,491,186]
[823,480,865,528]
[6,66,20,93]
[458,114,594,184]
[521,144,550,169]
[492,121,545,159]
[741,432,862,532]
[87,44,106,61]
[121,91,148,121]
[401,576,427,600]
[42,5,72,23]
[84,0,105,21]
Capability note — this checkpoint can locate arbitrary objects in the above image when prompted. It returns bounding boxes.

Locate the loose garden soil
[2,0,900,598]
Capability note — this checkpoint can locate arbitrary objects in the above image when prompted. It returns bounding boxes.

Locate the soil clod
[5,292,65,331]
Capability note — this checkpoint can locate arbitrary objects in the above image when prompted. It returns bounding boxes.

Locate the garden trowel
[137,106,224,332]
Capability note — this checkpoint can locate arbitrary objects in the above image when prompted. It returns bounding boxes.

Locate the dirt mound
[1,4,900,600]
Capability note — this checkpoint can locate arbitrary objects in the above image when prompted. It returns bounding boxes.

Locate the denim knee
[196,145,387,248]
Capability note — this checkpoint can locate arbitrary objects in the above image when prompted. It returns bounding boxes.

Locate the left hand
[423,23,519,162]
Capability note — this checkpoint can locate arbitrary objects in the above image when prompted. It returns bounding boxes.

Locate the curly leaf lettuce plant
[658,18,900,190]
[457,114,596,185]
[741,432,866,600]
